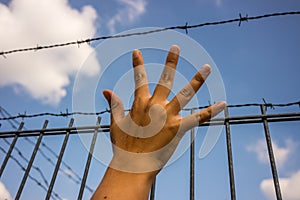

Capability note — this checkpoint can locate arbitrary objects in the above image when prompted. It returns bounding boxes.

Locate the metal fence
[0,103,300,200]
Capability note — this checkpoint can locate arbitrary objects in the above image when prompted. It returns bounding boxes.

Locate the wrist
[92,165,156,200]
[109,155,159,180]
[107,165,156,184]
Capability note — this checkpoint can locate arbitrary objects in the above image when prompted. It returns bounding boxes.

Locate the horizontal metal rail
[1,112,299,138]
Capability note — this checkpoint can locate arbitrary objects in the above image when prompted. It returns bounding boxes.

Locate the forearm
[91,166,156,200]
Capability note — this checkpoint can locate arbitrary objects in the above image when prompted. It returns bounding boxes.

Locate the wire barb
[0,52,7,58]
[238,13,248,26]
[184,22,189,34]
[262,98,274,110]
[77,40,81,48]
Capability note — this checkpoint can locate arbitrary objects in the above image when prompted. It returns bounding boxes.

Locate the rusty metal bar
[149,178,156,200]
[78,117,101,199]
[0,125,109,138]
[0,122,24,178]
[225,107,236,200]
[1,112,300,138]
[190,109,195,200]
[260,105,282,200]
[15,120,48,200]
[46,118,74,200]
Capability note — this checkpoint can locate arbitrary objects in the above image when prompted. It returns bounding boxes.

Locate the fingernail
[169,45,180,55]
[102,90,111,101]
[133,49,140,59]
[199,64,211,79]
[211,101,226,117]
[216,101,226,110]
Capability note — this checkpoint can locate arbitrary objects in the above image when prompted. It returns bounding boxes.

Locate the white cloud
[107,0,147,33]
[0,181,12,200]
[246,139,295,169]
[261,170,300,200]
[59,168,76,177]
[0,0,100,105]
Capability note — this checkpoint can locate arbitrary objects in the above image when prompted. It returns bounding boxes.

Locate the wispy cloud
[107,0,147,33]
[261,170,300,200]
[0,0,100,105]
[246,139,295,169]
[247,138,299,199]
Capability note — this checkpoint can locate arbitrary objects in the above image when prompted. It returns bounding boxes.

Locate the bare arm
[91,45,225,200]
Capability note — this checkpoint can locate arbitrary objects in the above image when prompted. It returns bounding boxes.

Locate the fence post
[46,118,74,200]
[0,122,24,178]
[15,120,48,200]
[78,117,101,199]
[224,106,236,200]
[190,109,195,200]
[260,105,282,200]
[149,177,156,200]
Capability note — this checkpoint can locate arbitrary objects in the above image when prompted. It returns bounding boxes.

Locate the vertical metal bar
[46,118,74,200]
[0,122,24,178]
[190,109,195,200]
[260,105,282,200]
[15,120,48,200]
[224,106,236,200]
[78,117,101,199]
[149,177,156,200]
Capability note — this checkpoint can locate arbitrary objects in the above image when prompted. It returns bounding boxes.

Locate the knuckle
[148,97,155,106]
[205,108,212,119]
[134,72,145,82]
[194,72,205,83]
[179,87,192,98]
[166,59,177,68]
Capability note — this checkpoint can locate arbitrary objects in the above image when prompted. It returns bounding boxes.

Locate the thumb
[102,90,125,122]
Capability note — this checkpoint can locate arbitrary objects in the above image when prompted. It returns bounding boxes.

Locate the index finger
[132,49,150,98]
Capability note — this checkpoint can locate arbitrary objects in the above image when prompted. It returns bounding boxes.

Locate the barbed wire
[1,106,79,176]
[1,11,300,57]
[0,145,63,200]
[192,99,300,111]
[25,136,92,190]
[2,138,49,186]
[0,108,110,120]
[0,100,299,121]
[0,106,94,193]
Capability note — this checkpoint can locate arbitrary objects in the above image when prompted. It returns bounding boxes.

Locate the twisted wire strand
[1,100,299,121]
[0,11,299,57]
[0,145,63,200]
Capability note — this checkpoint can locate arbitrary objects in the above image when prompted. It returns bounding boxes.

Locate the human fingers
[103,90,125,122]
[132,49,150,98]
[180,101,226,134]
[152,45,180,101]
[167,64,211,114]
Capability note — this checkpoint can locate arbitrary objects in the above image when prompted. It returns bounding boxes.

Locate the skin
[91,45,226,200]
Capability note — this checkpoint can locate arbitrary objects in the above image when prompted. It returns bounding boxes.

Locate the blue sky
[0,0,300,199]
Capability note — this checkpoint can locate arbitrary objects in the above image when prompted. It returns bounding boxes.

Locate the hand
[102,45,226,174]
[92,45,226,200]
